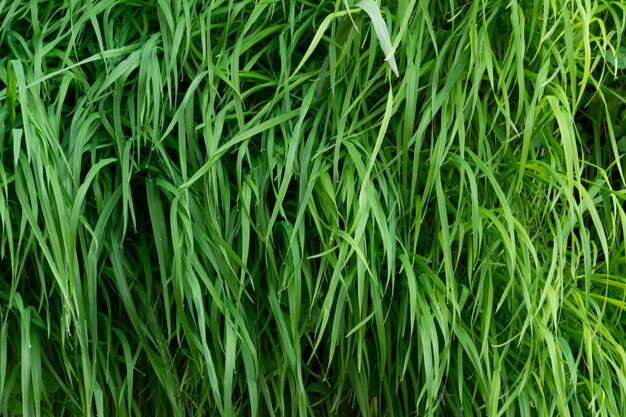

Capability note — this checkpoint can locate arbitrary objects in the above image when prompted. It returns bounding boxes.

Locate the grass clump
[1,0,626,416]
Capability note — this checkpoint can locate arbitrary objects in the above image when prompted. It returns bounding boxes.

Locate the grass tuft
[1,0,626,416]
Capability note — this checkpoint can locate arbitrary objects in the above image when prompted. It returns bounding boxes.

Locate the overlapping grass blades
[1,0,626,416]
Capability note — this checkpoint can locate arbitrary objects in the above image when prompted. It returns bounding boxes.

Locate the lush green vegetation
[1,0,626,415]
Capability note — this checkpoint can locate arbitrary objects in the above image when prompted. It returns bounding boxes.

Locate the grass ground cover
[1,0,626,415]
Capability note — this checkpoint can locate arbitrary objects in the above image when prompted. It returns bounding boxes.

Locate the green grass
[1,0,626,416]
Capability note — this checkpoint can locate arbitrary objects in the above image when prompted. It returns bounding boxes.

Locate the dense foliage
[1,0,626,416]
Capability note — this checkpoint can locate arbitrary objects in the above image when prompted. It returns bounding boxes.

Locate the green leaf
[355,0,399,76]
[605,46,626,70]
[617,137,626,153]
